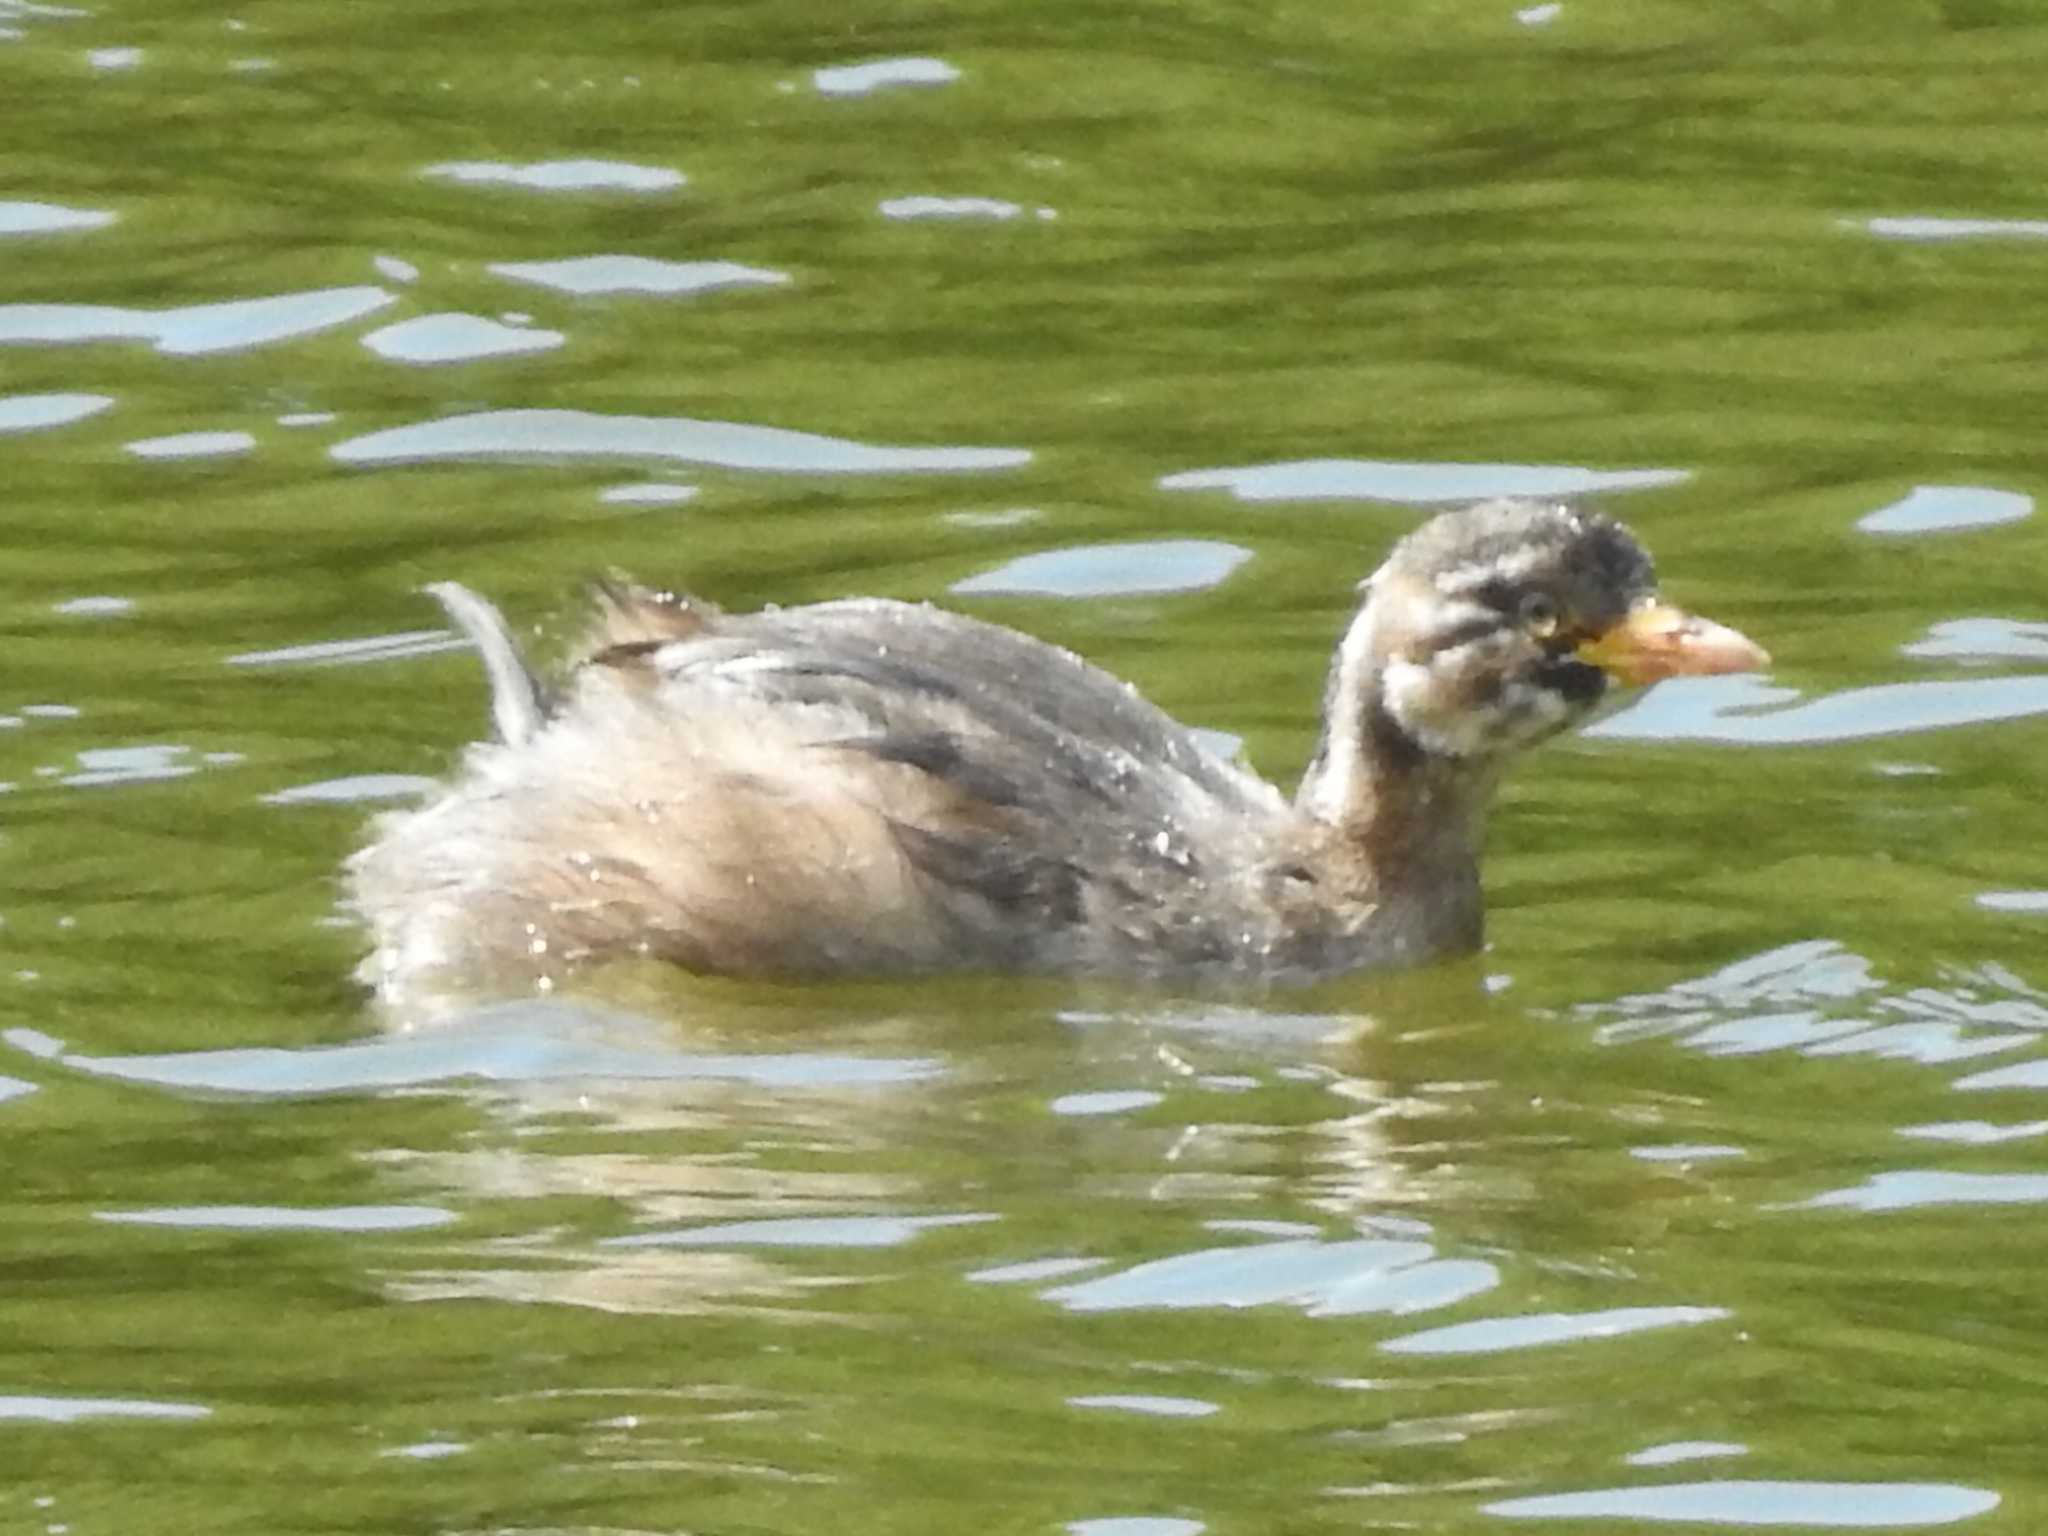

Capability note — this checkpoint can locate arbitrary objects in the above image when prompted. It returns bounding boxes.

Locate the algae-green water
[5,3,2048,1532]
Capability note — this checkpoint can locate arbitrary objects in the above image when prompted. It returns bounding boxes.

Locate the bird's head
[1352,498,1765,762]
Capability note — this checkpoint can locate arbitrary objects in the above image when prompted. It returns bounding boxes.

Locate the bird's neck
[1294,607,1495,951]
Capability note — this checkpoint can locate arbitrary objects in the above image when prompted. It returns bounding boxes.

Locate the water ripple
[1381,1305,1728,1357]
[1590,673,2048,745]
[0,286,394,355]
[0,1395,210,1424]
[952,541,1250,598]
[881,196,1024,221]
[125,430,256,460]
[1859,214,2048,242]
[967,1257,1107,1284]
[1051,1089,1165,1117]
[489,255,789,296]
[1584,943,2048,1070]
[1626,1441,1748,1467]
[1898,1119,2048,1145]
[1485,1478,1997,1526]
[0,199,116,234]
[227,628,464,668]
[361,312,563,364]
[331,408,1031,474]
[22,1000,942,1097]
[814,57,960,96]
[423,159,684,192]
[1159,460,1686,504]
[262,773,435,806]
[1068,1394,1219,1418]
[1857,485,2032,536]
[59,744,202,788]
[1902,619,2048,664]
[599,481,697,505]
[1975,890,2048,915]
[1630,1144,1746,1163]
[0,391,112,432]
[1956,1057,2048,1090]
[1788,1171,2048,1213]
[1043,1236,1496,1317]
[605,1213,995,1249]
[97,1204,457,1232]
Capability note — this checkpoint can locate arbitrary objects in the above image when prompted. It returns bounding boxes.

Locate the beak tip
[1697,625,1770,678]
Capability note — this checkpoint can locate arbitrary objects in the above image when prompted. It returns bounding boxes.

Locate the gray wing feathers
[627,600,1287,945]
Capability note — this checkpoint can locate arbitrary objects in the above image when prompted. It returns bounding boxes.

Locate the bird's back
[349,588,1310,1003]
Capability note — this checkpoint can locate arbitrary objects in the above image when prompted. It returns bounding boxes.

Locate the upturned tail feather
[425,582,545,746]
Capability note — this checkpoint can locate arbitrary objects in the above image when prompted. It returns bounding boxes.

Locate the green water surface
[5,2,2048,1533]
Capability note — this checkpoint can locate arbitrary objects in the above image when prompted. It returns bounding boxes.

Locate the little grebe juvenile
[348,498,1766,1002]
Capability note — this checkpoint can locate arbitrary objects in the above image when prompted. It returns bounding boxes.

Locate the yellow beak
[1575,600,1769,686]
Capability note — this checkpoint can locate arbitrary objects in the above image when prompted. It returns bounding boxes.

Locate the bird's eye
[1519,591,1561,638]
